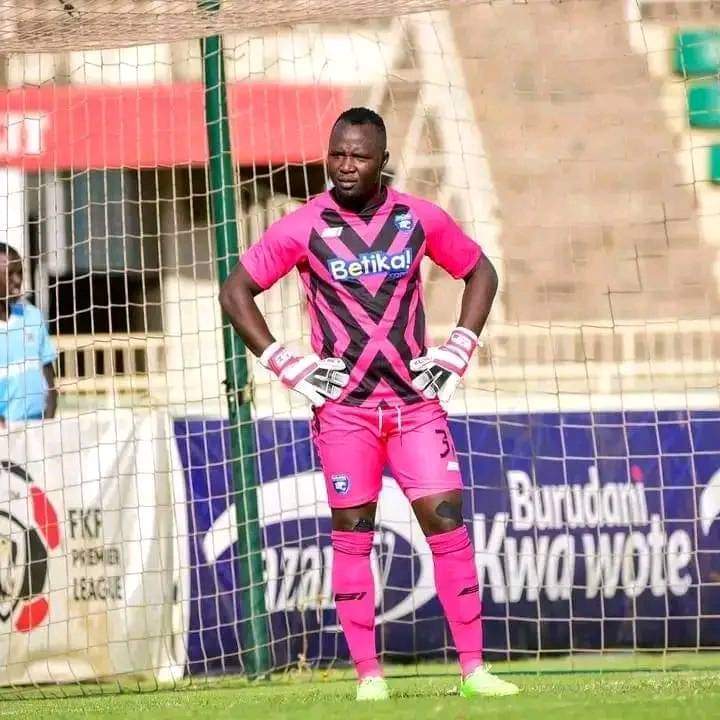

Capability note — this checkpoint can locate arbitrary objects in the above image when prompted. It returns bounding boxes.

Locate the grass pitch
[1,654,719,720]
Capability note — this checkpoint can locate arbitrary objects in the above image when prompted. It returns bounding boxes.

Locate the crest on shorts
[331,474,351,495]
[393,211,413,232]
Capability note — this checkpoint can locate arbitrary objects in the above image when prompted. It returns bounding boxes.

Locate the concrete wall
[451,0,720,323]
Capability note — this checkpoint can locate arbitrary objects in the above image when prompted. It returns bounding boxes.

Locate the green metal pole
[199,1,271,678]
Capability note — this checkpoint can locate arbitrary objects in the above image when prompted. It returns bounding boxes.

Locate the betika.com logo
[328,249,414,282]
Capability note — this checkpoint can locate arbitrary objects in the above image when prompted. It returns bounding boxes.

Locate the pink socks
[331,530,381,679]
[332,526,482,680]
[427,525,483,677]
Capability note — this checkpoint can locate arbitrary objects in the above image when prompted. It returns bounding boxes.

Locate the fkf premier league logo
[0,461,60,632]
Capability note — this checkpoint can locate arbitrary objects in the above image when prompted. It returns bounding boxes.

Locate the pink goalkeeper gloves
[409,326,478,404]
[260,342,350,407]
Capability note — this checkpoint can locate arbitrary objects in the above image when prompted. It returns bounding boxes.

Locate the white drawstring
[377,405,403,442]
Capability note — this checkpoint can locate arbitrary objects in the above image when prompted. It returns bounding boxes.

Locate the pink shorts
[311,401,463,509]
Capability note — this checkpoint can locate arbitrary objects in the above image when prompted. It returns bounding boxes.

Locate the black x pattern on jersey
[308,204,427,405]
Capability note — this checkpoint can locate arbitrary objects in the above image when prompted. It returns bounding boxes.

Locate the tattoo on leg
[435,500,463,525]
[353,518,374,532]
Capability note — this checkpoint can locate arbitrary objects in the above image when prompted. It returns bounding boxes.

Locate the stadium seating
[674,30,720,77]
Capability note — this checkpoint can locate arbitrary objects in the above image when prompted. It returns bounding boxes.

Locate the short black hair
[333,107,387,148]
[0,243,20,261]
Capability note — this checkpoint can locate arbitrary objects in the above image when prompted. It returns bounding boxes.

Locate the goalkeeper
[220,107,518,701]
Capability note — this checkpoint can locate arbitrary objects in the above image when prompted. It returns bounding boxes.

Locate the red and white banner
[0,83,346,169]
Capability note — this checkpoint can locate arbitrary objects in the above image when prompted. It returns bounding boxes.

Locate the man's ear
[382,151,390,170]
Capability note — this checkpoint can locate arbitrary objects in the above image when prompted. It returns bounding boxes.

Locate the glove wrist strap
[451,326,478,345]
[446,327,478,365]
[260,341,292,376]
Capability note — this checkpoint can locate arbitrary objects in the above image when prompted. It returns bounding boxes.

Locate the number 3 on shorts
[435,429,451,458]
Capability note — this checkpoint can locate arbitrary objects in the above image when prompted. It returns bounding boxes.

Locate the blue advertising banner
[174,410,720,674]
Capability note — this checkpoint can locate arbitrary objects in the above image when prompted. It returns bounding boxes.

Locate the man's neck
[332,184,386,214]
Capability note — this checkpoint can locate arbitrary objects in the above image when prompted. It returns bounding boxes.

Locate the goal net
[0,0,719,694]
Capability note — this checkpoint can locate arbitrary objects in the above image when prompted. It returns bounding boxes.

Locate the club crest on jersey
[331,474,351,495]
[327,248,414,282]
[393,211,413,232]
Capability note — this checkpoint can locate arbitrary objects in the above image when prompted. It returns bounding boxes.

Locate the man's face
[327,122,388,206]
[0,252,22,305]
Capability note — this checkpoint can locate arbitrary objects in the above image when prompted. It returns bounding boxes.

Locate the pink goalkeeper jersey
[240,186,483,408]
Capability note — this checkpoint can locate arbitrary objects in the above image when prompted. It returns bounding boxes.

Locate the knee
[331,505,376,533]
[426,516,463,536]
[342,517,374,532]
[421,499,464,536]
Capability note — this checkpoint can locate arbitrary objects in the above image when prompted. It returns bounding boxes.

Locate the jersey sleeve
[239,217,305,290]
[423,205,483,280]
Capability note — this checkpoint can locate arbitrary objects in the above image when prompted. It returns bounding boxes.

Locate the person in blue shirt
[0,243,57,423]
